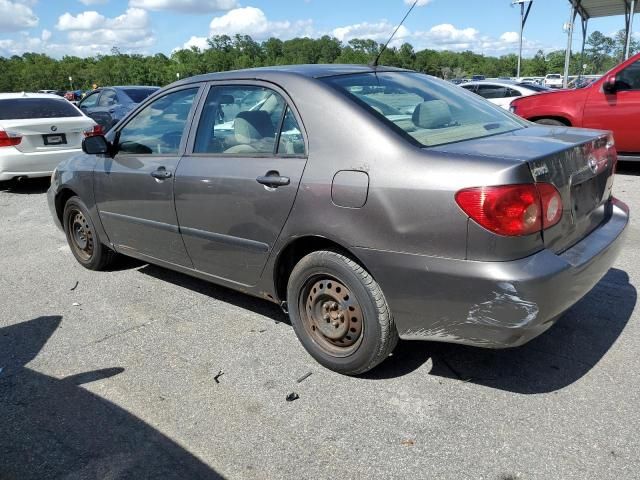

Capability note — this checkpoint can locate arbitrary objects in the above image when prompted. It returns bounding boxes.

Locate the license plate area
[571,172,607,219]
[43,133,67,146]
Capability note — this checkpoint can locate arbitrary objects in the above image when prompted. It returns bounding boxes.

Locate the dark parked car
[48,65,628,375]
[77,86,160,131]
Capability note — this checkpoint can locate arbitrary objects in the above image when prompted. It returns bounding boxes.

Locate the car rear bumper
[0,148,81,181]
[354,199,629,348]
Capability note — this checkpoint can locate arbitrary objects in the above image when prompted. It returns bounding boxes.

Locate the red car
[510,52,640,161]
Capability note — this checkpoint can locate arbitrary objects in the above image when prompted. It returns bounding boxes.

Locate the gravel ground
[1,164,639,480]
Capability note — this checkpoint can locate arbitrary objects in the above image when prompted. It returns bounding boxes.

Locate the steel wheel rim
[299,275,364,357]
[68,209,94,261]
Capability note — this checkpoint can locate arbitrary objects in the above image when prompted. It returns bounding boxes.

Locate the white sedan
[459,81,549,110]
[0,93,98,182]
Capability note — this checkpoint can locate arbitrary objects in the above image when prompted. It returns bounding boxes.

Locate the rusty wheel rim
[300,276,364,357]
[68,209,94,262]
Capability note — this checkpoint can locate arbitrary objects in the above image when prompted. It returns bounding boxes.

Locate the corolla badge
[50,125,58,132]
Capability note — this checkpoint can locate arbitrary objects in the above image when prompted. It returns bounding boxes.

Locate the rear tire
[534,118,566,126]
[287,250,398,375]
[63,196,116,271]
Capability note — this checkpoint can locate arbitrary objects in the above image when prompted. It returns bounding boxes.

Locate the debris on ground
[214,370,224,383]
[70,281,79,291]
[72,302,81,307]
[286,392,299,402]
[401,439,415,446]
[250,328,267,333]
[296,372,312,384]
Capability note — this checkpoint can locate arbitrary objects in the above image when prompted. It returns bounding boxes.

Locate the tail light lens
[84,125,104,138]
[455,183,563,236]
[0,129,22,147]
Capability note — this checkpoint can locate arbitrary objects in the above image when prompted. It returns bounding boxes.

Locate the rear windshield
[122,88,158,103]
[546,75,561,79]
[323,72,526,147]
[0,98,81,120]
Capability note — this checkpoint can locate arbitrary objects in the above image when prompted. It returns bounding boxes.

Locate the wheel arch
[529,115,572,126]
[273,235,371,303]
[54,187,79,224]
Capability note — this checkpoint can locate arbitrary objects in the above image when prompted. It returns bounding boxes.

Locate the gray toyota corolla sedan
[48,65,629,375]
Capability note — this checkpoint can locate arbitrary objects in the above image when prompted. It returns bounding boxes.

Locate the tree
[586,31,615,73]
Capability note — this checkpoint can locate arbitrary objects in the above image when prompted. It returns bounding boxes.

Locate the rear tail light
[0,129,22,147]
[455,183,563,237]
[83,125,104,138]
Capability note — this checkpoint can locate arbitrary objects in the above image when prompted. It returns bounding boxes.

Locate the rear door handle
[151,167,172,180]
[256,171,290,188]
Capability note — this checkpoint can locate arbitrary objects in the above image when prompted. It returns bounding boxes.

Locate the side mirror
[603,75,617,94]
[82,135,110,155]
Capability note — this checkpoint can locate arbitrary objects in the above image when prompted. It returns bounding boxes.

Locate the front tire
[287,250,398,375]
[63,196,116,271]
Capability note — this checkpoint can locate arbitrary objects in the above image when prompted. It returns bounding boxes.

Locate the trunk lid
[433,125,616,253]
[1,117,95,153]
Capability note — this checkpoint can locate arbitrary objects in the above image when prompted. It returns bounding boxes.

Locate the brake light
[455,183,563,236]
[0,129,22,147]
[84,125,104,137]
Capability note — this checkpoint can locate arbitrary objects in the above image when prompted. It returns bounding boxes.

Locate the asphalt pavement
[1,164,639,480]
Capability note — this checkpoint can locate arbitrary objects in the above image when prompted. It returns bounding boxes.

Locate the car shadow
[137,263,635,393]
[364,268,636,393]
[138,264,286,323]
[0,316,224,479]
[0,177,51,194]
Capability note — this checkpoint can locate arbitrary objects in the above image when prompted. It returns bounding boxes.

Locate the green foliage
[0,30,632,92]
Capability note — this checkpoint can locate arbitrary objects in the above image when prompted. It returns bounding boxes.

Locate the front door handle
[151,167,172,180]
[256,171,290,188]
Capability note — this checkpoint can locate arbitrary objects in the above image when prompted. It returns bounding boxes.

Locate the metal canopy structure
[564,0,639,87]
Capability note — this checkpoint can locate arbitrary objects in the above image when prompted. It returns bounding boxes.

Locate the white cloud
[41,28,51,41]
[179,35,209,50]
[53,8,154,54]
[404,0,433,6]
[56,8,149,31]
[500,31,520,43]
[129,0,237,13]
[0,0,38,32]
[332,21,410,47]
[79,0,108,5]
[208,6,313,40]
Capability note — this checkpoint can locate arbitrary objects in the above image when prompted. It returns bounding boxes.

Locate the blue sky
[0,0,636,58]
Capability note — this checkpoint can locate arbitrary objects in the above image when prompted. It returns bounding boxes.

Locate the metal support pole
[563,5,577,88]
[580,17,588,79]
[625,0,636,60]
[516,0,533,79]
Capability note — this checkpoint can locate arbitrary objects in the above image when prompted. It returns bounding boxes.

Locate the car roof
[0,92,67,100]
[172,64,412,86]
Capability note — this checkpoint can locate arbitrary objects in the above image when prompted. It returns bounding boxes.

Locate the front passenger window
[616,60,640,91]
[117,88,198,155]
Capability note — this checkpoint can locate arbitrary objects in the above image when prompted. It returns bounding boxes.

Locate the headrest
[234,111,275,144]
[412,100,452,129]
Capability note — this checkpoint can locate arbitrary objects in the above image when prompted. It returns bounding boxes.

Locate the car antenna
[370,0,419,68]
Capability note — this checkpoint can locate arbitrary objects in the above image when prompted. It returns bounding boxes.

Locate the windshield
[123,88,159,104]
[323,72,526,147]
[0,98,81,120]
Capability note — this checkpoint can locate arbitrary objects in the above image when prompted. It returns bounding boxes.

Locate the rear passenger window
[277,107,305,155]
[117,88,198,155]
[194,85,289,155]
[477,85,508,99]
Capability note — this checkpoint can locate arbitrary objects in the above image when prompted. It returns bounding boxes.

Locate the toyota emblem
[51,125,58,132]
